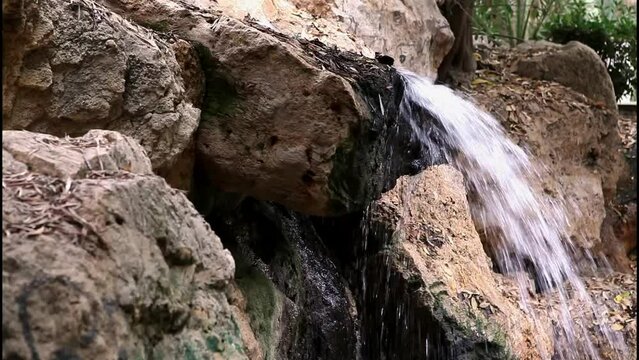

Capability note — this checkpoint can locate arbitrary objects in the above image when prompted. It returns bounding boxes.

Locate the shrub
[540,0,637,100]
[473,0,563,46]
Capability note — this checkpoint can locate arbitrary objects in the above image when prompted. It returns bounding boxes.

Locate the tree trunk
[437,0,476,87]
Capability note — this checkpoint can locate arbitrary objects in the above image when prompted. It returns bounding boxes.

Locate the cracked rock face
[191,0,455,78]
[2,130,245,360]
[361,165,553,360]
[2,0,203,190]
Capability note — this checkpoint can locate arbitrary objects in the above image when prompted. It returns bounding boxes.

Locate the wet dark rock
[375,53,395,66]
[208,199,360,360]
[313,166,551,360]
[316,216,513,360]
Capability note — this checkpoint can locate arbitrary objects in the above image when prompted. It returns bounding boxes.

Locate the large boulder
[190,16,426,216]
[359,165,553,359]
[511,41,617,110]
[106,0,432,216]
[471,49,627,270]
[105,0,455,78]
[5,0,434,216]
[2,130,246,359]
[2,0,203,190]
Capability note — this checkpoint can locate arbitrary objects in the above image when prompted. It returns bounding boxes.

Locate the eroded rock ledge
[2,0,202,191]
[2,130,245,359]
[190,15,415,216]
[4,0,436,216]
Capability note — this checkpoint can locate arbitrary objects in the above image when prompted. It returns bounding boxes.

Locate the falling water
[397,69,627,359]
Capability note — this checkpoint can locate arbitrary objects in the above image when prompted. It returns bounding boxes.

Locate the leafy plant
[473,0,563,46]
[540,0,637,99]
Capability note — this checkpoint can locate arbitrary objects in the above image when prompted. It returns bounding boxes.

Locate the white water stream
[398,69,627,360]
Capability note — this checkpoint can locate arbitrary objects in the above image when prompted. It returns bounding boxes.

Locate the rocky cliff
[2,0,635,359]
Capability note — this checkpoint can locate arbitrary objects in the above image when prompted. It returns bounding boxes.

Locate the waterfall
[397,69,627,359]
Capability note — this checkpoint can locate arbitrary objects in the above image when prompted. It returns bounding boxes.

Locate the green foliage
[473,0,562,46]
[140,20,170,32]
[540,0,637,99]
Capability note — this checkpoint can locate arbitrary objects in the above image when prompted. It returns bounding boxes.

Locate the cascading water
[397,69,627,359]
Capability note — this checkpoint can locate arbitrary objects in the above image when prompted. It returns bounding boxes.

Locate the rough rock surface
[3,130,153,178]
[322,0,454,78]
[227,283,264,360]
[499,264,637,360]
[2,131,246,359]
[3,0,448,215]
[103,0,434,216]
[193,16,374,216]
[360,165,553,359]
[191,16,432,216]
[511,41,617,110]
[2,0,203,190]
[4,0,437,215]
[146,0,455,78]
[471,46,627,270]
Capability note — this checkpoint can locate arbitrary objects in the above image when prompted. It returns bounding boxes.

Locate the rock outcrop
[355,165,553,359]
[2,0,203,190]
[2,130,245,359]
[3,0,635,359]
[4,0,437,216]
[190,16,417,216]
[140,0,456,78]
[511,41,617,110]
[471,46,627,271]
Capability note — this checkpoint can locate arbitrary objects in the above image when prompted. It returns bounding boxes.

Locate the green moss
[326,136,364,214]
[206,336,221,352]
[230,315,241,337]
[224,332,246,354]
[183,343,199,360]
[140,20,170,32]
[458,307,515,359]
[135,348,146,360]
[192,42,239,121]
[235,268,277,358]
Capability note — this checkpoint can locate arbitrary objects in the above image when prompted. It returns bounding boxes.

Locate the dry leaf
[614,291,631,304]
[472,78,493,86]
[471,296,478,310]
